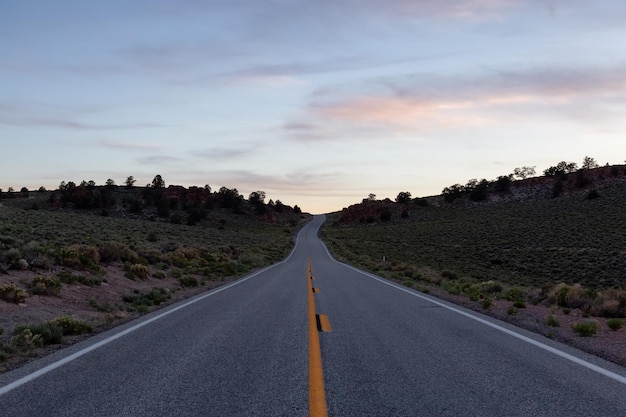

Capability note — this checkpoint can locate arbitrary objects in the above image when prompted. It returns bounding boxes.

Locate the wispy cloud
[304,64,626,132]
[136,155,182,165]
[97,139,163,151]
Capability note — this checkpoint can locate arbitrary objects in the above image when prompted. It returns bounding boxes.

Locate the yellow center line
[308,256,328,417]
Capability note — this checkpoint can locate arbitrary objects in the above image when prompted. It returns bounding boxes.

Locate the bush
[0,283,28,303]
[14,322,63,346]
[507,306,518,315]
[572,321,597,337]
[98,241,138,263]
[30,276,62,296]
[52,316,92,335]
[179,276,199,288]
[546,315,560,327]
[57,245,101,270]
[607,318,624,331]
[10,328,43,351]
[125,263,150,280]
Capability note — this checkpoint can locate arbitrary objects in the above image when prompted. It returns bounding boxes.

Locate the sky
[2,0,626,214]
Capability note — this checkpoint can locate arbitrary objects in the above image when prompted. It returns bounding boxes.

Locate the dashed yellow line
[308,257,328,417]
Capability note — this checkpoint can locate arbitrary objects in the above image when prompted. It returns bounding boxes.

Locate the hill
[322,164,626,364]
[0,183,309,371]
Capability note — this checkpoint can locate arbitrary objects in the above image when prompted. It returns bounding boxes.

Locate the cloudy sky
[2,0,626,213]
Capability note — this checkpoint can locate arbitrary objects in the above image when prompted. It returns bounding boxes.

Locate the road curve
[1,215,626,416]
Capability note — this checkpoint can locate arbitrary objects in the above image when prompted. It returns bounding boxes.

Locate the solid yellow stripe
[308,257,328,417]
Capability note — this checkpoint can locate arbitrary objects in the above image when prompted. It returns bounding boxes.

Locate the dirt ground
[2,268,626,373]
[0,265,231,372]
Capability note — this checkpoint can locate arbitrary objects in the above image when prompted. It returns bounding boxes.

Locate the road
[1,215,626,416]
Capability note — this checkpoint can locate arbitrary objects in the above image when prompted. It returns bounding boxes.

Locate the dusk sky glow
[3,1,626,213]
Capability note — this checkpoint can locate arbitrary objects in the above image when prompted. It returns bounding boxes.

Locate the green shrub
[10,328,43,351]
[179,276,199,287]
[57,245,101,270]
[122,287,170,310]
[125,263,150,280]
[14,322,63,346]
[507,306,518,315]
[30,276,62,296]
[442,280,462,295]
[98,241,138,263]
[482,298,493,309]
[607,318,624,331]
[505,287,525,302]
[479,280,503,294]
[546,315,560,327]
[52,316,92,335]
[572,321,597,337]
[0,283,28,303]
[89,297,114,313]
[513,300,526,309]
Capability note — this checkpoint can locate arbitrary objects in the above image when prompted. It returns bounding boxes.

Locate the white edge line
[318,238,626,385]
[0,242,301,397]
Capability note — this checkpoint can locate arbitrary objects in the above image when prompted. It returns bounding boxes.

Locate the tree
[249,191,266,205]
[395,191,411,204]
[544,161,578,177]
[38,186,47,192]
[513,166,536,180]
[581,156,599,170]
[105,179,116,187]
[367,193,376,201]
[125,176,136,188]
[151,175,165,189]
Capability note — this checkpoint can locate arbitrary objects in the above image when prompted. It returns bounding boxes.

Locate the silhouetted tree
[395,191,411,204]
[151,175,165,189]
[513,166,536,180]
[125,176,136,188]
[581,156,599,170]
[544,161,578,178]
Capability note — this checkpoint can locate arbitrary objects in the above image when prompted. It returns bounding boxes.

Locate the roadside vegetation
[322,160,626,343]
[0,177,308,368]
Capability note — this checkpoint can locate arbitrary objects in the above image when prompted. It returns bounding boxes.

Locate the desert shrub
[507,306,518,315]
[505,286,526,302]
[57,245,100,270]
[98,241,138,263]
[52,316,92,335]
[89,297,114,313]
[441,270,458,280]
[14,322,63,346]
[607,318,624,331]
[572,321,597,337]
[479,280,503,294]
[136,247,164,265]
[593,288,626,318]
[442,280,462,295]
[125,263,150,280]
[513,300,526,309]
[482,298,493,309]
[152,271,167,279]
[0,283,28,303]
[179,276,199,288]
[547,283,596,309]
[10,328,43,351]
[122,287,170,309]
[3,247,22,266]
[546,315,560,327]
[30,276,62,296]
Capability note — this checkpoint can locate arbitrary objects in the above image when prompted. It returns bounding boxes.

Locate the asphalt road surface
[1,215,626,416]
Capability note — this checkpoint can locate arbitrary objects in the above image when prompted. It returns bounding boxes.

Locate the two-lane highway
[2,215,626,416]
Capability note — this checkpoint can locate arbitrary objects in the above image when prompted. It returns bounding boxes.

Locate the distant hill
[335,164,626,224]
[0,183,306,227]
